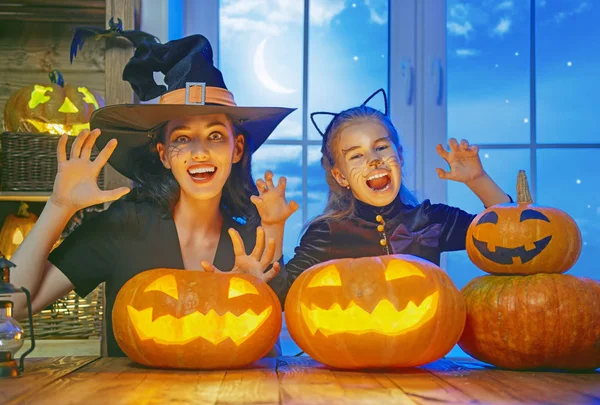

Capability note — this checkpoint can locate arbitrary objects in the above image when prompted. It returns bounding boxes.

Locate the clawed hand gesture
[200,226,280,283]
[436,138,485,183]
[251,171,299,226]
[51,129,130,213]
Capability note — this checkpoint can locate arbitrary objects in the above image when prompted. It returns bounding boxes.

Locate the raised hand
[436,138,485,183]
[251,171,299,226]
[200,227,280,283]
[50,129,130,213]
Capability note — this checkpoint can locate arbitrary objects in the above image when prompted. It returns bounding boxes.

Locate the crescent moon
[253,38,296,94]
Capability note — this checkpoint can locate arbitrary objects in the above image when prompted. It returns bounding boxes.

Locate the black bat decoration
[70,17,160,63]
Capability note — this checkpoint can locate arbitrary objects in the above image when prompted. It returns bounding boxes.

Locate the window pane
[537,149,600,279]
[219,0,303,140]
[251,145,303,262]
[536,2,600,144]
[308,0,389,140]
[307,146,328,221]
[447,1,531,144]
[445,149,531,291]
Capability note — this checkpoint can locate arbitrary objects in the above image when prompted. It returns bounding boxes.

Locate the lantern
[3,70,104,136]
[112,269,282,369]
[285,254,466,369]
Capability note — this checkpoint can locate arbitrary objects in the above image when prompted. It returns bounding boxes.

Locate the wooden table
[1,356,599,404]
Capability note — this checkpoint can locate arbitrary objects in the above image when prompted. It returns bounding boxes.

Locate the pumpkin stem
[49,70,64,88]
[517,170,533,204]
[16,201,31,218]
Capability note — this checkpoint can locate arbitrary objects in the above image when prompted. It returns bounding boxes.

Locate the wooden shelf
[0,191,51,202]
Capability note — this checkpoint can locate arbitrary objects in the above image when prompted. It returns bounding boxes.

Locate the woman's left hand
[435,138,485,183]
[200,227,280,283]
[252,171,299,226]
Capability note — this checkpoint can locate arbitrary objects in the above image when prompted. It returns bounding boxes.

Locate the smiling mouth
[188,165,217,183]
[366,171,392,193]
[472,235,552,265]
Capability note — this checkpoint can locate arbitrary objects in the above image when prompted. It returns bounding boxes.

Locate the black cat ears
[309,88,389,138]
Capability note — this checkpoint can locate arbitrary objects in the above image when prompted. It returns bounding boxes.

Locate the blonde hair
[308,105,419,228]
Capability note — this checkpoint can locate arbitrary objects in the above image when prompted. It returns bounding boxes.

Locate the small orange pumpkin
[466,170,581,275]
[0,202,38,259]
[285,254,466,369]
[112,269,282,369]
[458,274,600,371]
[4,70,104,136]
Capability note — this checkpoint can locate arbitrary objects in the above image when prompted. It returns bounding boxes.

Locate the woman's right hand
[50,129,130,214]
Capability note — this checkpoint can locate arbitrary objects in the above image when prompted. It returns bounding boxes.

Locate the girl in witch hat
[283,88,512,278]
[10,34,298,358]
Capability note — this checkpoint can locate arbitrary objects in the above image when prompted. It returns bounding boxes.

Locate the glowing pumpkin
[458,274,600,371]
[3,70,104,136]
[285,254,466,369]
[466,170,582,275]
[0,202,38,259]
[112,268,282,369]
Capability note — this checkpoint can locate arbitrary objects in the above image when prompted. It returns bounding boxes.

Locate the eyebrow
[169,122,228,135]
[341,136,390,155]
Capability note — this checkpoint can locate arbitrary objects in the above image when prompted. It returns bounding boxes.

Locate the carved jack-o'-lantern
[112,269,282,369]
[466,170,582,275]
[4,70,104,136]
[0,202,38,259]
[285,254,466,369]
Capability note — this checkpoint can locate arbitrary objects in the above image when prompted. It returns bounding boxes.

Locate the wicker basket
[0,132,105,192]
[22,284,104,339]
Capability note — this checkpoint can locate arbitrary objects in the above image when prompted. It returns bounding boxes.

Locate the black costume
[48,199,289,357]
[286,194,477,279]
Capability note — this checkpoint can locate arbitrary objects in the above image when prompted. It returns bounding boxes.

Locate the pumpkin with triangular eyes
[466,170,581,275]
[4,70,104,136]
[112,268,282,369]
[285,254,466,369]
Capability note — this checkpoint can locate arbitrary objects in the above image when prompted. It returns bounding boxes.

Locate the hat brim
[90,104,296,180]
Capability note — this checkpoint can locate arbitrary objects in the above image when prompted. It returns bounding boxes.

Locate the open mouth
[300,291,439,337]
[127,306,272,346]
[188,165,217,183]
[366,170,392,193]
[472,235,552,265]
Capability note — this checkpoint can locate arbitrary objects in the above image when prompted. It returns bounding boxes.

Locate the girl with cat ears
[285,88,512,279]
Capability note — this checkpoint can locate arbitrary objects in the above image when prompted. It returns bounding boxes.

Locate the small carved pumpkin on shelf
[466,170,582,275]
[3,70,104,136]
[0,202,38,259]
[285,254,466,369]
[112,269,282,369]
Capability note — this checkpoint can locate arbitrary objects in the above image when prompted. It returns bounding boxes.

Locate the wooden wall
[0,0,107,229]
[0,1,107,130]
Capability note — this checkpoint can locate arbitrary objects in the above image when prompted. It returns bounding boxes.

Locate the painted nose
[58,97,79,113]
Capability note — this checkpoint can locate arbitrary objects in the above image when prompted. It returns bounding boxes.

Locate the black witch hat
[91,34,295,179]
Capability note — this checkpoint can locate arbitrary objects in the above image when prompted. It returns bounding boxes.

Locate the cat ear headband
[309,88,389,138]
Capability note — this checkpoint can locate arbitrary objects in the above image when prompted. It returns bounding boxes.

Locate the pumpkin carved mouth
[127,306,273,346]
[26,119,91,136]
[300,292,439,337]
[472,235,552,265]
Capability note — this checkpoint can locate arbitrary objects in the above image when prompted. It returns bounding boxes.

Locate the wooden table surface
[1,356,599,405]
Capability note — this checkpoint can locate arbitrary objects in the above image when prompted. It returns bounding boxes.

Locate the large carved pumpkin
[0,202,38,259]
[4,70,104,136]
[285,254,466,369]
[458,274,600,371]
[466,170,581,275]
[112,269,282,369]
